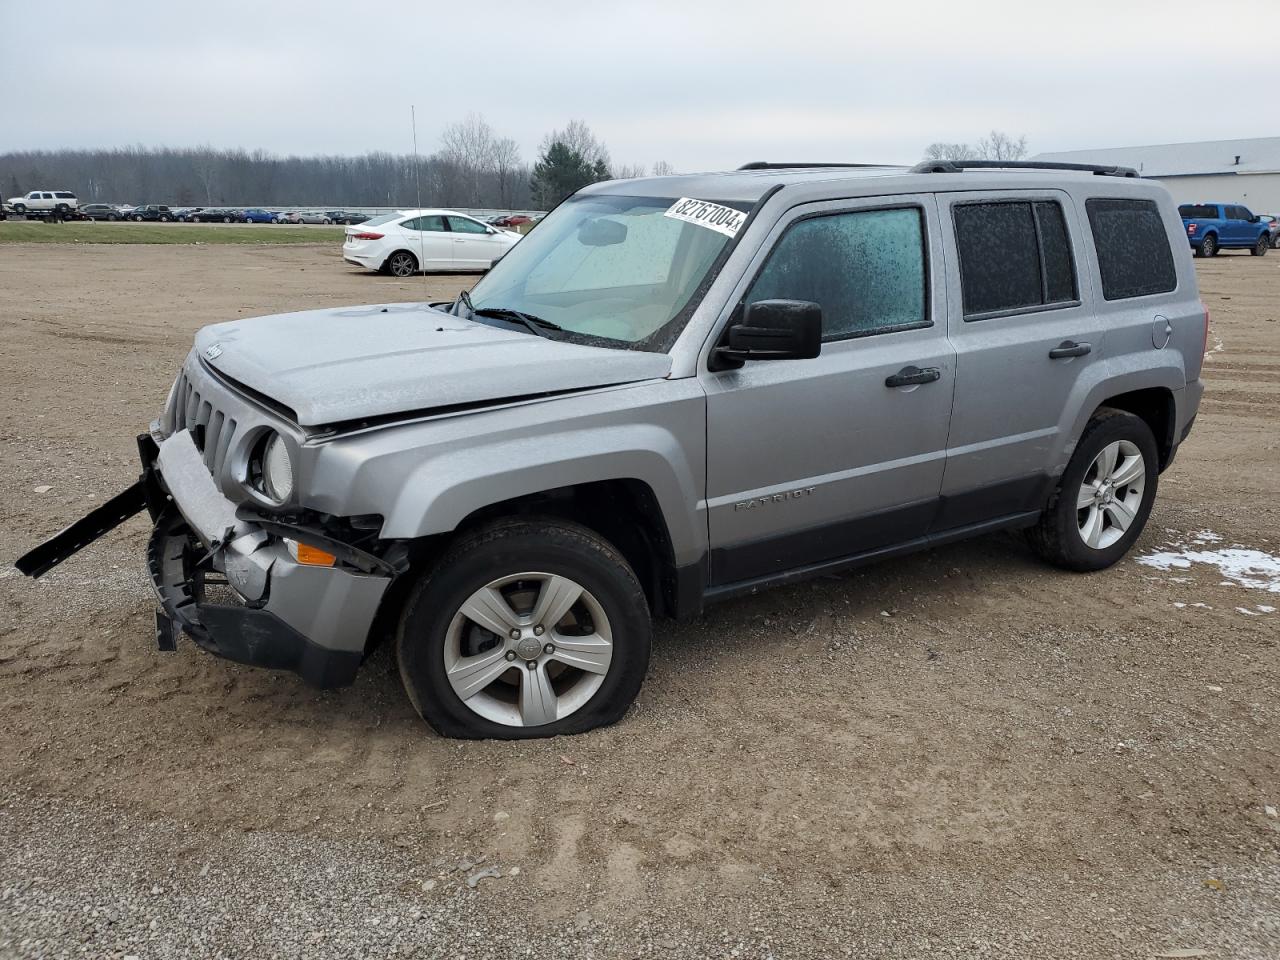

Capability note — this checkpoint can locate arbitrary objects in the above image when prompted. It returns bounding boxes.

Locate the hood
[192,302,672,426]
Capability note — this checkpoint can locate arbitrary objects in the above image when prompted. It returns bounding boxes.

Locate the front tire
[1251,235,1268,257]
[13,203,25,214]
[1027,409,1158,572]
[396,519,652,740]
[133,214,144,222]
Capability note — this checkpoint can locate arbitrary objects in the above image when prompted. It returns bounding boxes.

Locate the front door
[702,195,955,585]
[447,215,507,269]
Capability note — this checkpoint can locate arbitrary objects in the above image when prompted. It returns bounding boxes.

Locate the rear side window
[746,207,928,340]
[54,192,75,199]
[953,200,1078,318]
[1179,204,1218,219]
[1086,198,1177,301]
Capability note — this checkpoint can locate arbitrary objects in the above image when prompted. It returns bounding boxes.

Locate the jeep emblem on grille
[204,343,223,360]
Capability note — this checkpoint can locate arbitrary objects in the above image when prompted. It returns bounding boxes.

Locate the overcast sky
[3,0,1276,171]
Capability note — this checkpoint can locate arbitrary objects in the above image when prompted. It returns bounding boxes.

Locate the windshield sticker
[664,198,746,238]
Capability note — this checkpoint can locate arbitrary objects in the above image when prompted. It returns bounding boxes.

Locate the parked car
[1258,213,1280,248]
[80,204,124,221]
[172,208,204,222]
[17,160,1207,740]
[1178,202,1271,257]
[191,208,241,223]
[491,214,533,228]
[327,210,369,225]
[280,211,334,224]
[4,190,79,218]
[241,208,278,224]
[127,205,176,222]
[343,209,521,276]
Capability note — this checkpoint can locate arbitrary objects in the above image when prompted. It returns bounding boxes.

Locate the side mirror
[714,299,822,366]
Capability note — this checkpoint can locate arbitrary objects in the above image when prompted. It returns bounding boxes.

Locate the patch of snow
[1138,540,1280,593]
[1258,605,1277,614]
[1237,607,1261,616]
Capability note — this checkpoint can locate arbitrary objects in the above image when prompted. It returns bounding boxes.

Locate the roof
[586,166,908,203]
[1033,137,1280,178]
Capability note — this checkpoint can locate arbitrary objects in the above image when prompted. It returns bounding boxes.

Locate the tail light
[1187,223,1197,234]
[1201,301,1210,358]
[351,231,384,240]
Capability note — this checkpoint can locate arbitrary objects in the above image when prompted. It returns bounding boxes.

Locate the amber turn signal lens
[293,542,337,567]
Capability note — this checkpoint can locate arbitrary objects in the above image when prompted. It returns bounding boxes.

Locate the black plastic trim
[705,510,1041,604]
[710,499,938,585]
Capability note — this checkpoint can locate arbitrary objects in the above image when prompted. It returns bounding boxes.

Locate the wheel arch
[1093,386,1177,471]
[382,248,420,271]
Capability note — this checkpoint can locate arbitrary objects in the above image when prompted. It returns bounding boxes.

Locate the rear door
[937,191,1102,527]
[400,214,453,269]
[702,195,956,585]
[446,215,507,268]
[1225,205,1249,245]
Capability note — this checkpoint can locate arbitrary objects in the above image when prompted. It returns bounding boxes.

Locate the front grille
[169,369,238,478]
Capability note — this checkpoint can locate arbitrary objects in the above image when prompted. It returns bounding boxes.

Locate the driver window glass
[745,207,927,340]
[446,216,488,234]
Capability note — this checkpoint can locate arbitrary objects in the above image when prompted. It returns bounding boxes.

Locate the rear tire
[1251,235,1268,257]
[385,250,419,277]
[1196,234,1217,258]
[1027,409,1158,572]
[396,519,651,740]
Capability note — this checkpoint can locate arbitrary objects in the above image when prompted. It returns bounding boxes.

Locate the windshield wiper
[472,306,563,339]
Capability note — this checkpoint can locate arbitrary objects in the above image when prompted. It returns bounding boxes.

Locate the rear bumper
[147,429,391,687]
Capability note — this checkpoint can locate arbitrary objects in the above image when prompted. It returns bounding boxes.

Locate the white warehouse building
[1033,137,1280,213]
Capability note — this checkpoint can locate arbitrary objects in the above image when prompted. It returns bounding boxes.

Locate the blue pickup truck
[1179,202,1271,258]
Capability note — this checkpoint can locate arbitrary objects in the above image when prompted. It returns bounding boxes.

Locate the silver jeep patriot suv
[18,159,1206,739]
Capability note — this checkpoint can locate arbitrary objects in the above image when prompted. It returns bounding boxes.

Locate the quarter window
[1085,198,1177,301]
[745,207,928,340]
[953,200,1078,318]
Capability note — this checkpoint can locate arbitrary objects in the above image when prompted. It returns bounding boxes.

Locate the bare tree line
[922,130,1029,163]
[0,117,679,210]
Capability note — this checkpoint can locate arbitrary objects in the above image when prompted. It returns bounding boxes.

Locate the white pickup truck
[4,190,79,218]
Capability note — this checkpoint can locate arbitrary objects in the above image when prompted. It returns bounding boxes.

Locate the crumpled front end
[17,352,396,688]
[146,427,391,688]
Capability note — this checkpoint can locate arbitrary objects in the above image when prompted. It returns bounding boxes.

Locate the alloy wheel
[1076,439,1145,550]
[443,572,613,728]
[388,253,416,277]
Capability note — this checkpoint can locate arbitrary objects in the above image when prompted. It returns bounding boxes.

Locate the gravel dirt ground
[0,243,1277,959]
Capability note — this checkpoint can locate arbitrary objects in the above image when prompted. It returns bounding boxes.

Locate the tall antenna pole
[411,105,428,301]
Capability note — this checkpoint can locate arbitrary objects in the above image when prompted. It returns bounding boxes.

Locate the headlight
[249,431,294,503]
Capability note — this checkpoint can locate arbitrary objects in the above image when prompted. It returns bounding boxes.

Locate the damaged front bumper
[16,430,393,688]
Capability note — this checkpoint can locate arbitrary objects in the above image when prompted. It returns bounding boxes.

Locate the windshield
[464,193,752,351]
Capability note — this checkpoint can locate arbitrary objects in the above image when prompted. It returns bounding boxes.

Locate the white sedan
[343,209,521,276]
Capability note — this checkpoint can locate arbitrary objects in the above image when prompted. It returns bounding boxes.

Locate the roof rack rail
[910,159,1140,178]
[737,162,895,171]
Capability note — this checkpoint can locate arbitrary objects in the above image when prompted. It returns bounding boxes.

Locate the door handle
[1049,340,1091,359]
[884,365,942,388]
